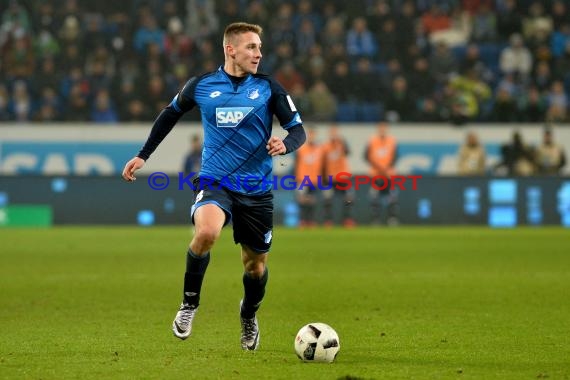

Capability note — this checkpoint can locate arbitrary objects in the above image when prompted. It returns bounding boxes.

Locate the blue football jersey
[171,67,302,194]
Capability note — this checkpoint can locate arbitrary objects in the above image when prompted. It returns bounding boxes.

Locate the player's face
[229,32,262,76]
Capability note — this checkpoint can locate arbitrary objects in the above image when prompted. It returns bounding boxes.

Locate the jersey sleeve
[172,77,198,112]
[268,78,303,130]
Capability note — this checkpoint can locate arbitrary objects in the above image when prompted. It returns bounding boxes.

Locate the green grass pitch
[1,226,569,379]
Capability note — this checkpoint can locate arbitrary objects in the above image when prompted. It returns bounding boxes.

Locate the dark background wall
[1,175,568,227]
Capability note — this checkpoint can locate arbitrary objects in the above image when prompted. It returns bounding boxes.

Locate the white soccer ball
[294,322,340,363]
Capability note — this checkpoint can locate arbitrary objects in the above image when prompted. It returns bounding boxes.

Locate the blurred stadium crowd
[1,0,569,124]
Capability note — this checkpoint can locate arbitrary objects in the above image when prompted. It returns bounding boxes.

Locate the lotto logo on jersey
[216,107,254,128]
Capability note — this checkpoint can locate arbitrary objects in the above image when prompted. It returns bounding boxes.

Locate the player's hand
[266,136,286,156]
[122,157,145,182]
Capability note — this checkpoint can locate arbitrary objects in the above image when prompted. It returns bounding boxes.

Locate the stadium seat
[336,102,359,122]
[478,43,506,67]
[359,102,384,122]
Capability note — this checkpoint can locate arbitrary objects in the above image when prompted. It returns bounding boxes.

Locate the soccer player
[121,22,306,350]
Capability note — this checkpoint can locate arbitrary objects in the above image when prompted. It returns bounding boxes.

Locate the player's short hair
[223,22,263,46]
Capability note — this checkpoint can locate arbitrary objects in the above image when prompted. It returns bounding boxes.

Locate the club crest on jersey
[247,88,260,100]
[216,107,254,128]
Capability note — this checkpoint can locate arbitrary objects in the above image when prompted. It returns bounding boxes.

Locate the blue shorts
[190,178,273,253]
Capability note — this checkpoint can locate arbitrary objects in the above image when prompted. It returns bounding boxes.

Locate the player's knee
[245,261,266,278]
[194,226,221,247]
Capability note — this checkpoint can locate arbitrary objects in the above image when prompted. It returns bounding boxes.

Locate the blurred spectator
[366,0,393,36]
[448,68,492,121]
[245,1,267,28]
[532,61,553,92]
[458,131,486,175]
[216,0,240,29]
[384,76,416,122]
[183,134,203,175]
[470,3,496,42]
[327,31,352,71]
[394,1,417,58]
[0,84,10,121]
[33,57,60,95]
[462,0,494,15]
[4,34,35,80]
[60,66,89,100]
[124,98,152,122]
[34,29,60,60]
[59,43,84,72]
[551,23,570,59]
[376,18,400,61]
[421,4,451,36]
[133,12,165,54]
[90,89,118,123]
[320,16,346,52]
[9,80,32,122]
[497,0,523,40]
[429,40,459,84]
[82,12,107,53]
[65,82,90,122]
[58,14,82,48]
[492,87,518,122]
[522,2,553,44]
[440,82,466,125]
[414,97,444,122]
[553,37,570,82]
[289,83,311,119]
[326,60,357,103]
[545,80,569,123]
[295,127,322,228]
[268,2,295,47]
[262,40,293,73]
[499,33,533,80]
[306,80,337,122]
[346,17,377,58]
[365,122,399,225]
[430,5,472,47]
[293,0,322,35]
[275,61,305,94]
[516,85,548,122]
[186,0,219,41]
[408,57,436,100]
[497,0,522,41]
[32,2,57,35]
[321,125,355,227]
[33,103,58,122]
[352,57,383,104]
[35,86,61,120]
[551,1,568,31]
[494,131,536,176]
[164,17,193,65]
[298,44,326,83]
[460,43,495,84]
[1,0,32,46]
[143,74,169,116]
[535,128,566,176]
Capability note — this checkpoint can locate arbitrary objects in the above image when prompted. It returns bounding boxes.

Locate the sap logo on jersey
[216,107,254,128]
